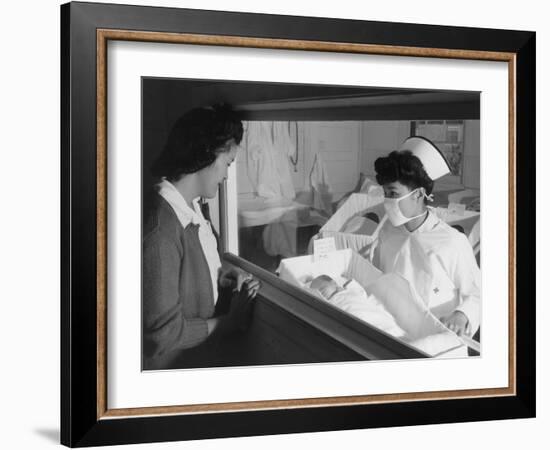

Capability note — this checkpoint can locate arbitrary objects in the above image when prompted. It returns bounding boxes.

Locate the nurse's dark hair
[151,104,243,179]
[374,150,434,199]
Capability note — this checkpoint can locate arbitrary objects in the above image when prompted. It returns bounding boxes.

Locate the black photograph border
[61,1,535,447]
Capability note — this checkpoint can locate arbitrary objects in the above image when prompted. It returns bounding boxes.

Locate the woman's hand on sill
[211,280,261,336]
[219,265,261,299]
[226,284,257,333]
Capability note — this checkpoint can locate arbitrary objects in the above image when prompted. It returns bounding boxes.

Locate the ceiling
[143,78,480,121]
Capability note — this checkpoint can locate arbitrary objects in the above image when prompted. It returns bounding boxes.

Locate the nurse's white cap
[399,136,451,180]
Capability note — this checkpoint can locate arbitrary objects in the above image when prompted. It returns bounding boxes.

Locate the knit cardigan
[142,194,219,370]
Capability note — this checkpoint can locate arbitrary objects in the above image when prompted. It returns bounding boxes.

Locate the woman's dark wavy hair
[151,104,243,179]
[374,150,434,199]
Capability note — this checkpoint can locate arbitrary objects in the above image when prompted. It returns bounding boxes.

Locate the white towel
[310,153,333,216]
[245,121,281,198]
[244,121,296,200]
[272,122,296,200]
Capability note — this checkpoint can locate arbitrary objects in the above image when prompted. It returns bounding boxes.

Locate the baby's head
[310,275,342,300]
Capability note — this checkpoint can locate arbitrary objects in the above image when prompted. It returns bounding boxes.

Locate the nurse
[372,137,480,338]
[142,105,261,370]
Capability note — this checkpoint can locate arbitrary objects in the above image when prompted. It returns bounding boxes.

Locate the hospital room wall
[360,121,411,183]
[462,120,481,189]
[234,119,480,204]
[304,122,362,201]
[360,120,481,191]
[235,121,363,203]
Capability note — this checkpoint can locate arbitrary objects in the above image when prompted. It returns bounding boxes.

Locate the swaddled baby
[309,274,345,300]
[306,274,406,338]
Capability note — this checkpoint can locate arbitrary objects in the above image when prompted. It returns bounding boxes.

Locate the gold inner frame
[96,29,517,419]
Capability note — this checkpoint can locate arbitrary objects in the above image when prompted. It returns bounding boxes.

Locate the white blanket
[366,273,467,357]
[278,250,469,358]
[305,279,407,339]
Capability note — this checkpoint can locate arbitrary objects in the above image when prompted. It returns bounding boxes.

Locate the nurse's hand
[441,311,471,336]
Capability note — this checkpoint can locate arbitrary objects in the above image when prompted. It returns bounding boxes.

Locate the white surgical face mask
[383,188,426,226]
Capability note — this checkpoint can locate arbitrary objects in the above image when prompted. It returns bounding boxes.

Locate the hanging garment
[244,121,296,200]
[309,152,333,216]
[374,208,481,335]
[272,121,297,199]
[244,121,282,199]
[244,121,297,256]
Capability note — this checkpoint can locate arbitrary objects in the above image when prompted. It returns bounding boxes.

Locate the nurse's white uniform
[374,207,481,335]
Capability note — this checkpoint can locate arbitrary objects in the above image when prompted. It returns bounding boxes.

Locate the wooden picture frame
[61,1,535,446]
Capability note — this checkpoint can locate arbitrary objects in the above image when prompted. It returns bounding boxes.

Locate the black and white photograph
[1,0,545,446]
[52,1,538,447]
[141,78,482,370]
